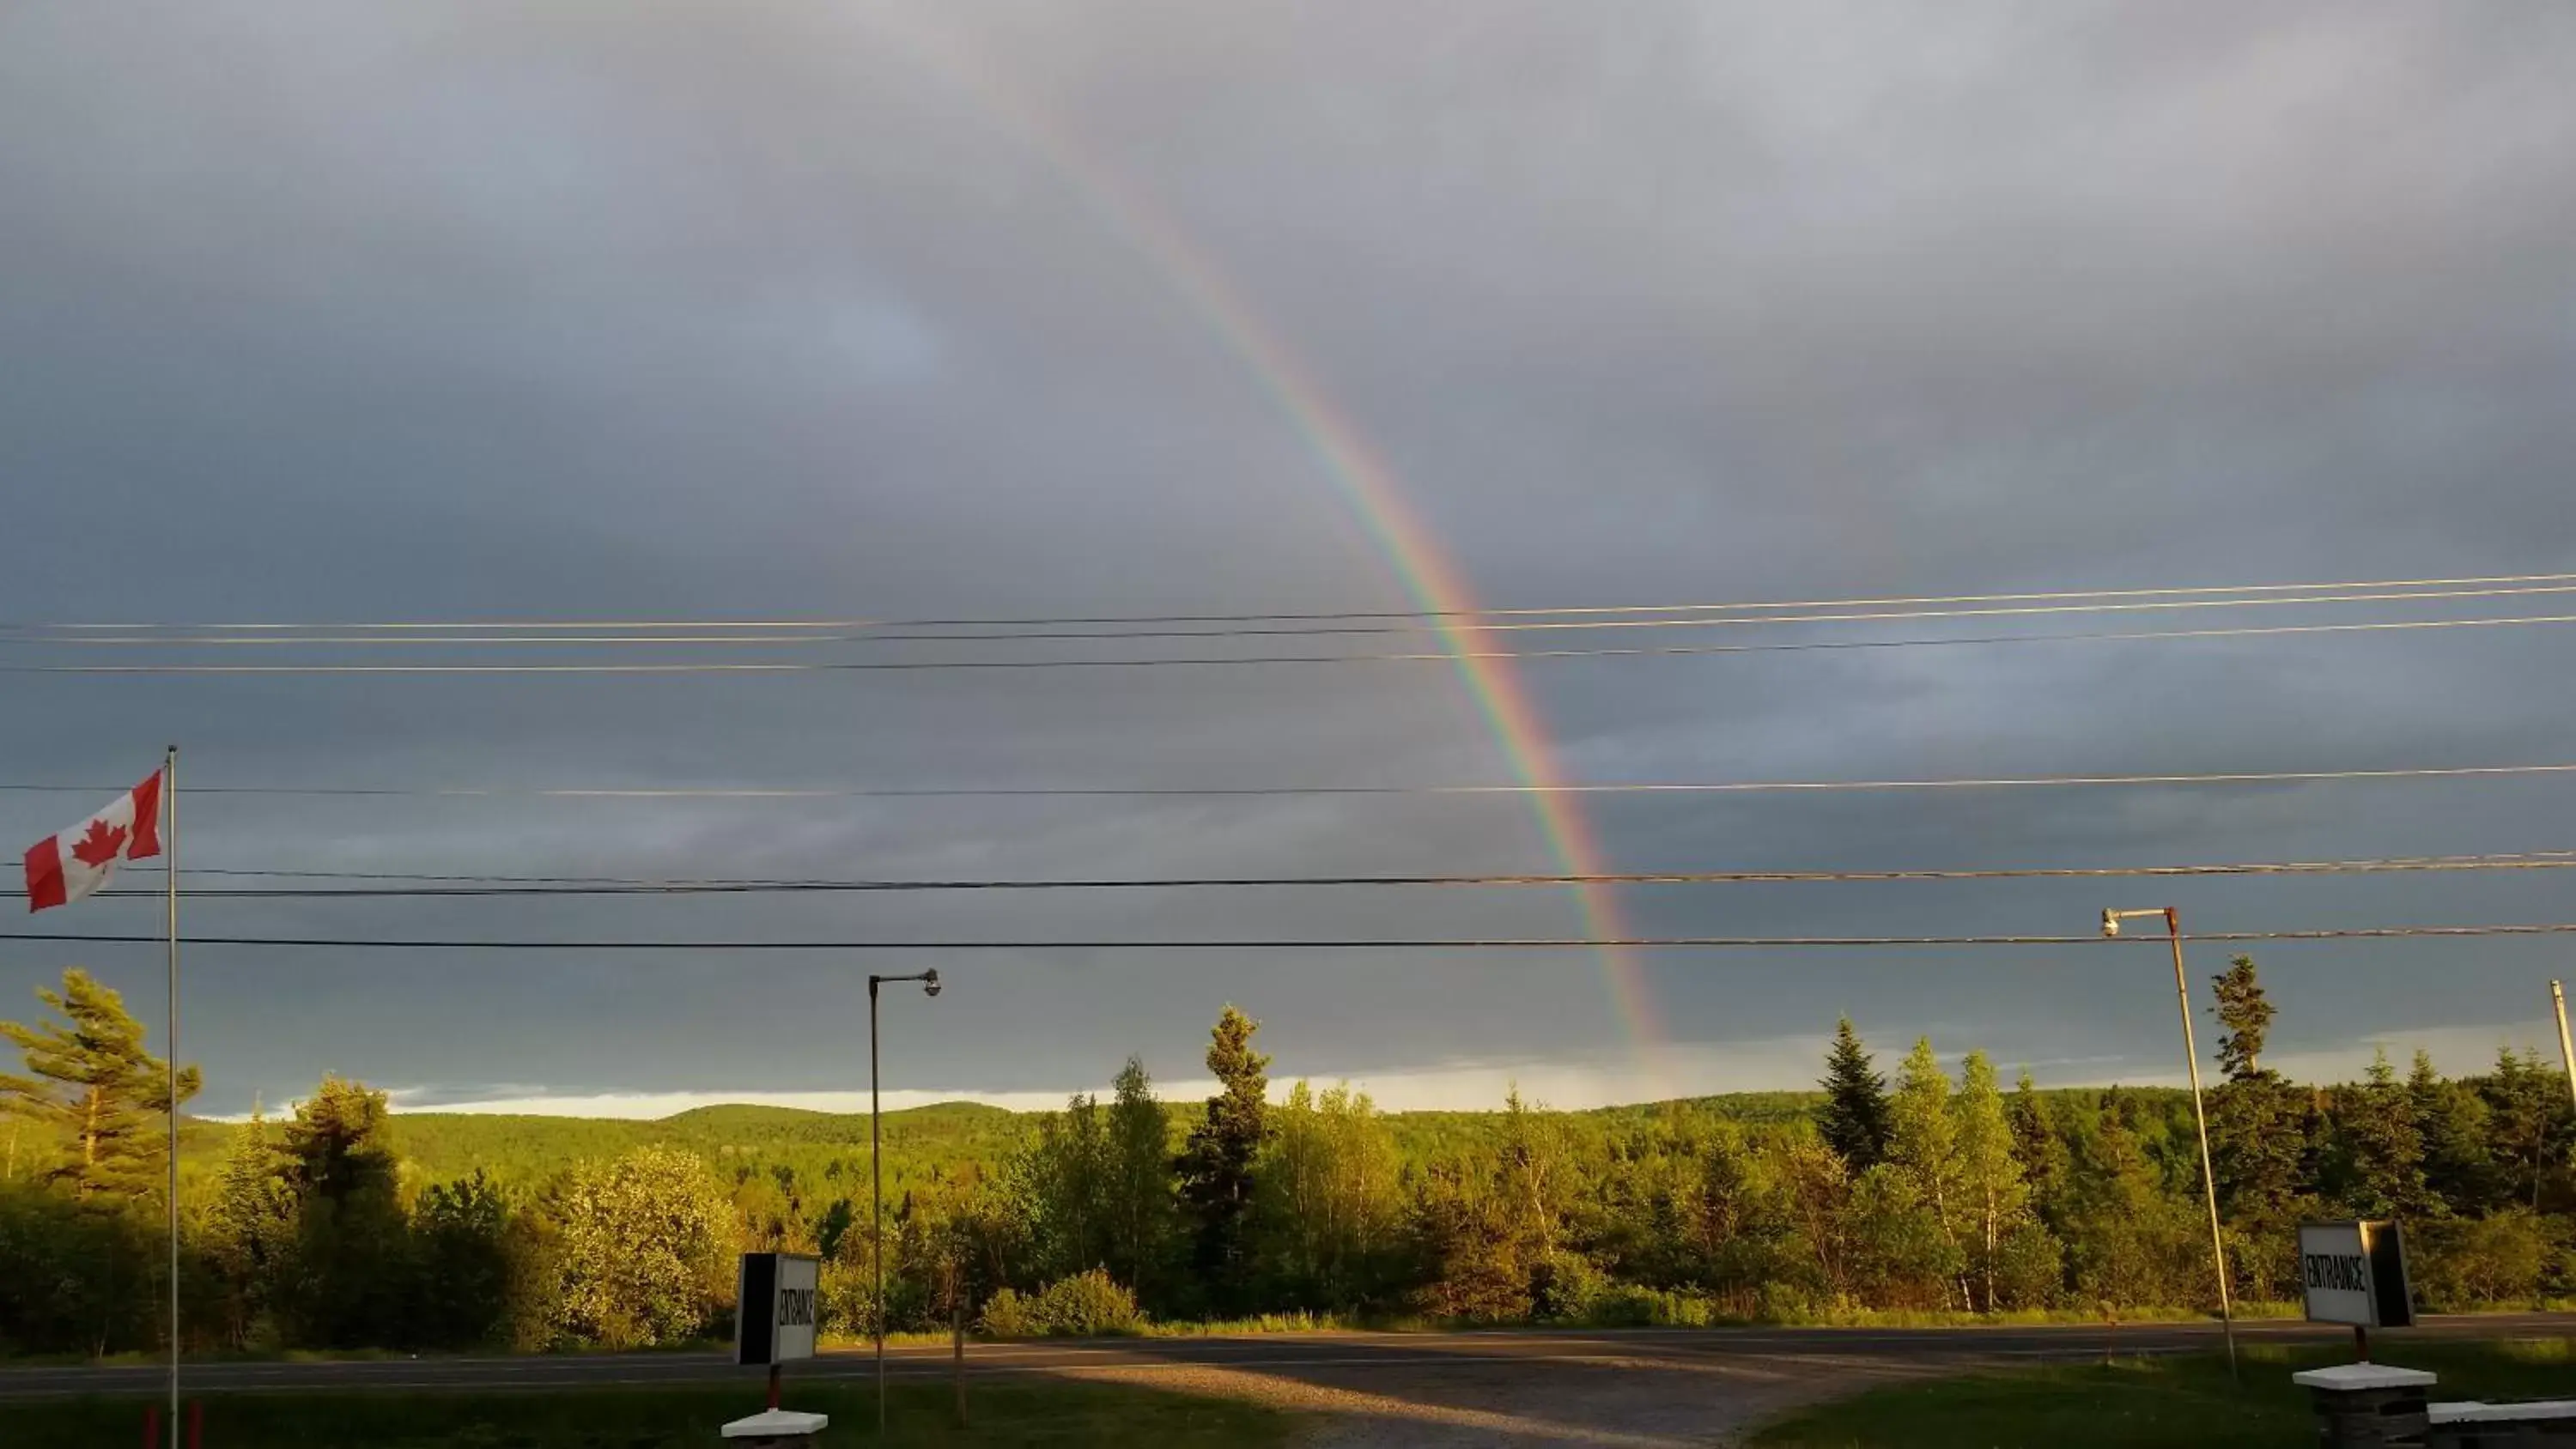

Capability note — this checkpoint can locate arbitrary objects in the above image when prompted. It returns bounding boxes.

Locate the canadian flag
[25,771,163,912]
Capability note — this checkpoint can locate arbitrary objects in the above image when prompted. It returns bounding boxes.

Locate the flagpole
[164,743,179,1449]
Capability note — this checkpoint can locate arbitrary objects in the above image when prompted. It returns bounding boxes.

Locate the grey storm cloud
[3,1,2574,1112]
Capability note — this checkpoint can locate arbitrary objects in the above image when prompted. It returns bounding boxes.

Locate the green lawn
[9,1379,1303,1448]
[1751,1338,2576,1449]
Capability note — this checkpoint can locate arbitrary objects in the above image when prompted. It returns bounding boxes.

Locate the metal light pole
[870,968,939,1440]
[2551,981,2576,1119]
[2103,906,2236,1379]
[163,745,181,1449]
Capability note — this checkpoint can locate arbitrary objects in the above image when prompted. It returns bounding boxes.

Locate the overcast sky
[5,2,2575,1117]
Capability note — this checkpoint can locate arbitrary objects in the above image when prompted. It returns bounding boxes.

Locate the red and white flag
[25,770,164,912]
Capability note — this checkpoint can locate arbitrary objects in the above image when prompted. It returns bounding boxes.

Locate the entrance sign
[2300,1221,2412,1329]
[737,1252,822,1367]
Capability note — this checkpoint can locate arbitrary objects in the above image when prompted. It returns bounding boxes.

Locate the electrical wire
[15,761,2576,800]
[15,570,2575,632]
[12,583,2574,647]
[11,611,2576,674]
[9,924,2576,950]
[84,849,2576,897]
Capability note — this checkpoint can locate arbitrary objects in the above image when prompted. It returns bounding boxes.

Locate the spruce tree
[208,1104,295,1348]
[1178,1006,1270,1311]
[2336,1049,2430,1220]
[2408,1051,2495,1216]
[2202,955,2308,1240]
[2008,1070,2069,1221]
[1818,1017,1893,1171]
[2209,956,2275,1080]
[0,968,200,1201]
[2478,1047,2563,1210]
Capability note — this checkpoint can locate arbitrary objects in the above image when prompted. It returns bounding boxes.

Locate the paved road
[4,1313,2569,1399]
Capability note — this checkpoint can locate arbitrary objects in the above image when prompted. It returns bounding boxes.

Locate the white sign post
[726,1252,826,1445]
[2299,1220,2413,1358]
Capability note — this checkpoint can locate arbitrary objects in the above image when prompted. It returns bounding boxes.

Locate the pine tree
[1818,1018,1893,1171]
[1177,1006,1269,1312]
[281,1076,411,1347]
[2209,956,2275,1080]
[0,968,200,1201]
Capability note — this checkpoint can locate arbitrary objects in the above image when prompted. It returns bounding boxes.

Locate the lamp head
[922,968,942,998]
[2100,909,2121,938]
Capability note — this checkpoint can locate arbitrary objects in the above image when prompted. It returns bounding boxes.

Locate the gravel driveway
[1044,1337,1966,1446]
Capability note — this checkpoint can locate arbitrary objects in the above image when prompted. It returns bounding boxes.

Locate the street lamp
[2102,907,2235,1378]
[869,968,940,1439]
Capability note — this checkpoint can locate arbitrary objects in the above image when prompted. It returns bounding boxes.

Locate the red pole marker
[142,1405,160,1449]
[189,1400,204,1449]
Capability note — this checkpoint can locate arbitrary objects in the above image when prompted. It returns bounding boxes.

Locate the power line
[15,761,2576,801]
[85,849,2576,897]
[16,570,2575,632]
[10,611,2576,675]
[9,924,2576,950]
[12,583,2573,648]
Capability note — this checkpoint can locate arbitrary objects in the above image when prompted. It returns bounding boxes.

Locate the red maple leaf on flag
[70,819,128,870]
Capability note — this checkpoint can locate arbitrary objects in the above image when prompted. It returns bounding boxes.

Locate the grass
[9,1379,1301,1448]
[1748,1337,2576,1448]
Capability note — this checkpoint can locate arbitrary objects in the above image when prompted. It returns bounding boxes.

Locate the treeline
[4,964,2575,1357]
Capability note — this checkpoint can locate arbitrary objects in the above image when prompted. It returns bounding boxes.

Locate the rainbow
[864,15,1672,1077]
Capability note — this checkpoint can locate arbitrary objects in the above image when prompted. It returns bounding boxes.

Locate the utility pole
[2104,906,2236,1379]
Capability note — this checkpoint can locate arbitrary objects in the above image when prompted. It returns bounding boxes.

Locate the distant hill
[173,1085,2195,1199]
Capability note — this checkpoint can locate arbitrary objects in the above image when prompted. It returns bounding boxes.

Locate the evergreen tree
[0,969,200,1201]
[2209,956,2274,1080]
[2479,1046,2565,1211]
[2208,1073,2308,1221]
[1177,1006,1269,1312]
[2201,953,2311,1291]
[1817,1017,1893,1172]
[2008,1070,2069,1222]
[2409,1051,2496,1216]
[207,1104,295,1348]
[1953,1051,2030,1311]
[281,1076,411,1346]
[1103,1056,1175,1301]
[2336,1049,2430,1219]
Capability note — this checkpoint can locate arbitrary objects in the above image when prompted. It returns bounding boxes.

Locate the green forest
[3,959,2573,1359]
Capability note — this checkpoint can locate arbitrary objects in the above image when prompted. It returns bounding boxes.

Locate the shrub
[1581,1284,1720,1328]
[2415,1210,2552,1308]
[1032,1269,1143,1336]
[977,1287,1037,1339]
[1530,1253,1610,1321]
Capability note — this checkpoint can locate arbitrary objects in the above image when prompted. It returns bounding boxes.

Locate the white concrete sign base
[720,1408,829,1444]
